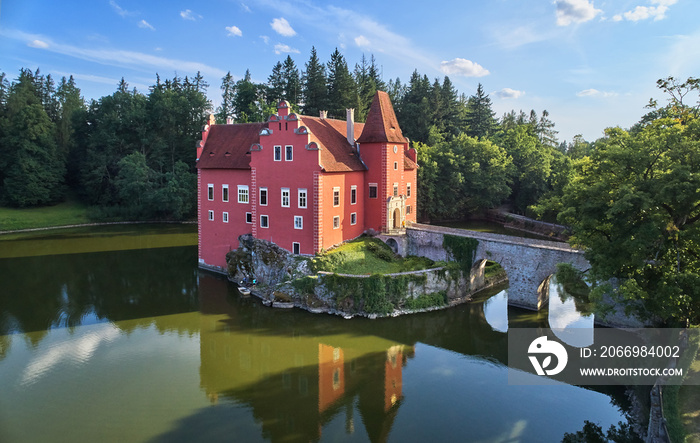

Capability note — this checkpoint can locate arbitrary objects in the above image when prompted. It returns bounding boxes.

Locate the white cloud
[439,58,490,77]
[226,26,243,37]
[576,88,618,97]
[260,35,270,44]
[241,3,252,13]
[180,9,202,21]
[496,88,524,99]
[271,17,296,37]
[138,20,155,31]
[0,29,227,80]
[28,39,49,49]
[555,0,602,26]
[354,35,371,47]
[109,0,131,18]
[612,0,677,22]
[274,43,300,54]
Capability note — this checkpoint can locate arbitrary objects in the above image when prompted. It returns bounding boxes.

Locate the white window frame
[208,210,214,221]
[406,205,412,215]
[333,216,340,229]
[294,215,303,230]
[274,146,282,161]
[260,215,269,228]
[259,187,268,206]
[281,188,290,208]
[333,187,340,207]
[285,145,293,161]
[207,184,214,201]
[351,212,357,225]
[222,184,229,202]
[407,182,411,198]
[238,185,249,203]
[393,183,399,197]
[292,242,300,255]
[223,212,229,223]
[350,186,357,205]
[298,188,307,209]
[246,212,252,224]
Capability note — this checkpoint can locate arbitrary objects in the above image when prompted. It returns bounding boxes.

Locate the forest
[1,48,698,325]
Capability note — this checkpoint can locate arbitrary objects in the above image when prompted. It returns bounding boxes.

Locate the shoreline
[0,220,196,236]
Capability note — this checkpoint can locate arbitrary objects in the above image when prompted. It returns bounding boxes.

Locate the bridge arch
[406,224,589,311]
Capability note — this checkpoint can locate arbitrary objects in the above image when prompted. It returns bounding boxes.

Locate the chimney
[346,108,355,146]
[319,110,327,119]
[226,116,233,125]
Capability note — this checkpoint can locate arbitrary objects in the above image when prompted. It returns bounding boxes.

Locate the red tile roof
[357,91,408,144]
[404,156,417,170]
[196,123,265,169]
[301,116,366,172]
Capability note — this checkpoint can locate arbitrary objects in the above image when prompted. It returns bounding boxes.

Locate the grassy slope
[0,195,90,232]
[313,237,435,275]
[680,359,700,442]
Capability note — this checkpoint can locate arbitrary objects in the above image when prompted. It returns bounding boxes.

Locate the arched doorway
[393,208,401,229]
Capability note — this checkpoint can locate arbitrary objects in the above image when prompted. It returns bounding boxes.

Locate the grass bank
[310,237,435,274]
[0,195,90,232]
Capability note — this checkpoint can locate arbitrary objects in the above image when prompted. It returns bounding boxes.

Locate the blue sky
[1,0,699,143]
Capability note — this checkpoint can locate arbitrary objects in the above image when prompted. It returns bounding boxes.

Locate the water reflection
[0,228,630,443]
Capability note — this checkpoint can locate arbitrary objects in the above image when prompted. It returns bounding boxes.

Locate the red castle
[196,91,417,271]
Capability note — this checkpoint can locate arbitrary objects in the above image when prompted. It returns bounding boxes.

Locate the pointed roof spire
[357,91,408,144]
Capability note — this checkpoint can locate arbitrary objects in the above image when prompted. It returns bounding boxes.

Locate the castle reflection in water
[198,273,414,443]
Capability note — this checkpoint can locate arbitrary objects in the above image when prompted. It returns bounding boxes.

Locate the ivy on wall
[442,234,479,273]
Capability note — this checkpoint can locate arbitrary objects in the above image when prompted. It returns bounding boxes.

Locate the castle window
[298,189,307,208]
[260,215,269,228]
[406,205,412,215]
[281,188,290,207]
[394,161,398,170]
[238,185,249,203]
[246,212,252,223]
[351,186,357,205]
[274,146,282,161]
[222,184,229,202]
[260,188,268,206]
[351,213,357,225]
[294,216,303,230]
[208,210,214,221]
[369,184,377,199]
[333,216,340,229]
[207,184,214,201]
[333,187,340,207]
[393,183,399,197]
[285,145,293,161]
[407,182,411,198]
[223,212,229,223]
[293,242,300,254]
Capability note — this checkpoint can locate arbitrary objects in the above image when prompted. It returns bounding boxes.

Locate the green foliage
[416,134,511,220]
[559,113,700,326]
[442,234,479,273]
[320,272,432,315]
[561,420,640,443]
[311,237,433,275]
[404,291,448,310]
[465,83,497,139]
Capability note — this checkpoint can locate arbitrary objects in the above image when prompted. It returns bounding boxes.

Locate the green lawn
[0,196,90,232]
[311,237,436,275]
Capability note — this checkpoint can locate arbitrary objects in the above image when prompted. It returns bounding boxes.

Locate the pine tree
[216,71,236,123]
[465,83,497,139]
[281,56,301,106]
[267,62,285,104]
[302,47,328,116]
[326,48,356,118]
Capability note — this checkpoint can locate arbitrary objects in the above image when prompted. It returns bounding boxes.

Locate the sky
[1,0,699,143]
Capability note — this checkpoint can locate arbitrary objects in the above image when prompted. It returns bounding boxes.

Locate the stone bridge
[381,223,590,311]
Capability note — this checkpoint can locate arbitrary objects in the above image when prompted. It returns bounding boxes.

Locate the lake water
[0,225,631,442]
